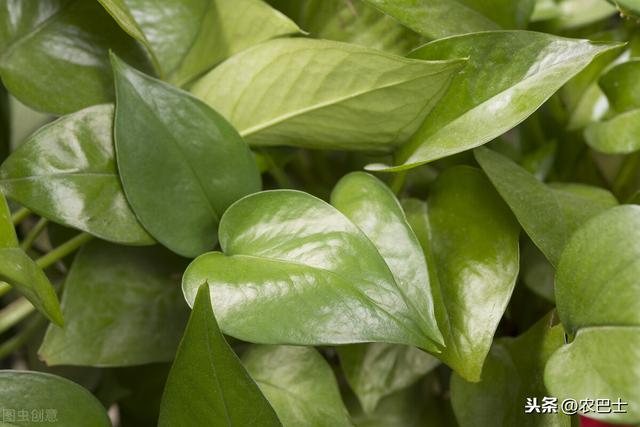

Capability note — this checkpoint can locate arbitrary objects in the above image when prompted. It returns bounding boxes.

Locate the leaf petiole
[20,218,49,252]
[11,207,31,225]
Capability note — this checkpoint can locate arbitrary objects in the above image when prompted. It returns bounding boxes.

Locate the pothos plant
[0,0,639,426]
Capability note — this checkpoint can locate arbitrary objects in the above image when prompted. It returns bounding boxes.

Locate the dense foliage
[1,0,639,426]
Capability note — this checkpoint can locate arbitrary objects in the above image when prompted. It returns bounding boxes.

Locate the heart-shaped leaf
[475,147,617,266]
[368,32,620,171]
[362,0,535,39]
[182,189,439,350]
[0,192,17,247]
[584,110,640,154]
[98,0,301,85]
[243,345,352,427]
[404,166,521,381]
[599,59,640,113]
[0,0,151,114]
[0,248,62,326]
[159,285,282,427]
[0,370,111,426]
[191,38,465,151]
[451,313,570,427]
[338,343,439,414]
[112,54,261,258]
[39,241,189,367]
[0,104,153,245]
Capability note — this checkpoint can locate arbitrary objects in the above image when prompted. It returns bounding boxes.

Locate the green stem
[0,298,34,335]
[36,232,93,270]
[390,171,407,195]
[262,151,294,189]
[0,282,11,298]
[11,207,31,225]
[20,218,48,251]
[0,315,45,360]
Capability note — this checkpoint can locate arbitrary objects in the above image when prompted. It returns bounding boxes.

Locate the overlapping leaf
[0,192,17,247]
[191,38,465,151]
[159,285,281,426]
[112,54,261,258]
[39,241,189,367]
[0,0,150,114]
[98,0,301,85]
[0,104,153,245]
[367,31,620,171]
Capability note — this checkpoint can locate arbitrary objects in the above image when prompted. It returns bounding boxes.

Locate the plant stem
[36,232,93,270]
[0,298,34,335]
[20,218,48,251]
[0,282,11,298]
[390,171,407,195]
[0,315,45,360]
[11,207,31,225]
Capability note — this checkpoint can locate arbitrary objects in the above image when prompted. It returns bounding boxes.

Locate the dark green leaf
[404,166,521,381]
[0,0,151,114]
[39,241,189,367]
[0,192,17,248]
[368,32,620,171]
[158,285,281,427]
[98,0,301,85]
[0,370,111,426]
[243,345,352,427]
[192,38,465,151]
[362,0,535,39]
[183,189,439,350]
[451,313,570,427]
[0,104,153,245]
[112,54,261,258]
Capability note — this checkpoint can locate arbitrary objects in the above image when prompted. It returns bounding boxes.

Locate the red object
[580,415,633,427]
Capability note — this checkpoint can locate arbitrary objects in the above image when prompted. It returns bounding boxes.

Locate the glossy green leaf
[98,0,301,86]
[0,104,153,245]
[475,147,617,266]
[159,285,281,427]
[451,313,570,427]
[338,343,439,414]
[362,0,535,39]
[183,189,439,350]
[39,241,189,367]
[0,192,17,248]
[0,248,62,326]
[545,327,640,424]
[0,0,150,114]
[192,38,465,151]
[599,59,640,113]
[243,345,351,427]
[296,0,423,55]
[331,172,442,347]
[584,109,640,154]
[404,166,521,381]
[556,205,640,333]
[112,54,261,258]
[0,370,111,426]
[368,31,619,171]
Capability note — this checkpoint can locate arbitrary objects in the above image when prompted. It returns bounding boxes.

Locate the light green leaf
[182,189,440,350]
[451,313,570,427]
[545,327,640,424]
[296,0,423,55]
[0,248,62,326]
[475,147,617,266]
[531,0,562,21]
[338,343,439,414]
[362,0,535,39]
[159,285,281,427]
[191,38,465,151]
[404,166,521,381]
[612,0,640,17]
[0,192,17,247]
[368,31,620,172]
[112,54,261,258]
[0,104,153,245]
[0,83,7,162]
[243,345,352,427]
[39,241,189,367]
[548,0,617,29]
[599,59,640,113]
[585,109,640,154]
[0,0,151,114]
[98,0,301,86]
[556,205,640,333]
[0,370,111,426]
